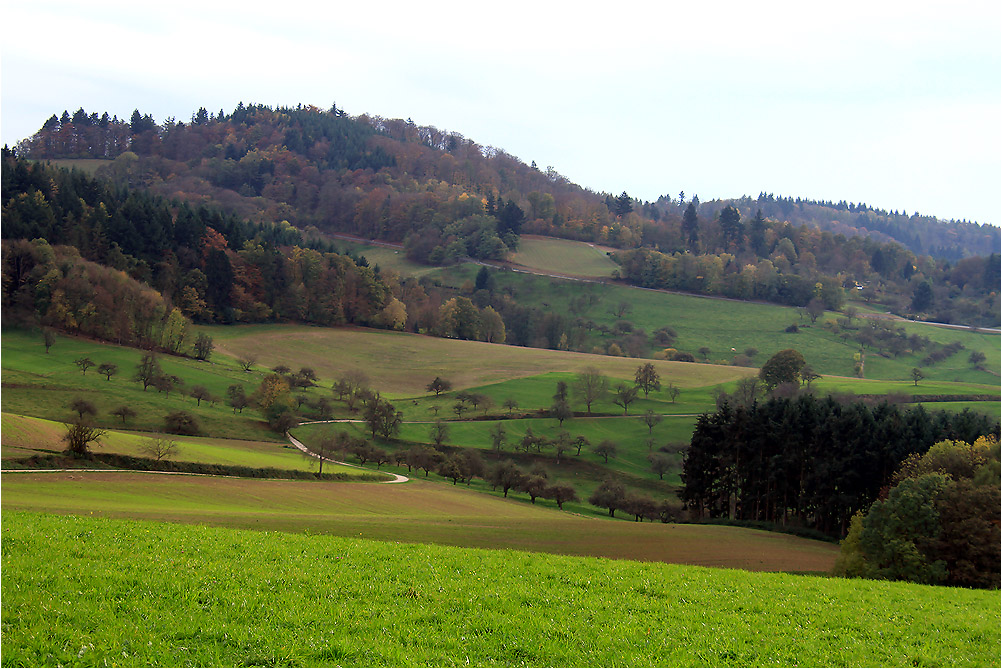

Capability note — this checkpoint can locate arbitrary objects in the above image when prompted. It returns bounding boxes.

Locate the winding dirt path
[287,426,408,483]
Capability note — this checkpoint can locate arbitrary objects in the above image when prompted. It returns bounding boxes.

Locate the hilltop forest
[4,103,1000,347]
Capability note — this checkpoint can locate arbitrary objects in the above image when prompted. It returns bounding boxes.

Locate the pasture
[0,413,361,475]
[2,511,997,667]
[207,323,753,397]
[433,259,1000,384]
[1,328,285,441]
[508,235,619,278]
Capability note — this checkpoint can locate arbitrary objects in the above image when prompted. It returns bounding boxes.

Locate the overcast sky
[2,0,999,225]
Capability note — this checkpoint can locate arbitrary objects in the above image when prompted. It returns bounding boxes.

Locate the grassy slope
[1,328,289,441]
[508,235,619,277]
[0,472,837,571]
[0,413,361,475]
[425,247,999,384]
[206,323,754,397]
[2,511,997,668]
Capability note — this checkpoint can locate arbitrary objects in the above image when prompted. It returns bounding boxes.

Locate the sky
[2,0,1000,225]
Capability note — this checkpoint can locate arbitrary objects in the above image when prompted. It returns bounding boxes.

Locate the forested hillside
[680,194,999,261]
[8,103,1001,327]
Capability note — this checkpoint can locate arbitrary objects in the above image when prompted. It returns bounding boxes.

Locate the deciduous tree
[62,419,107,457]
[69,398,98,419]
[192,332,214,361]
[612,383,638,415]
[594,439,618,463]
[426,376,452,396]
[634,363,661,397]
[110,405,136,424]
[429,419,449,447]
[759,349,806,390]
[133,353,162,391]
[141,436,179,462]
[488,460,526,497]
[574,367,608,415]
[544,484,579,510]
[589,479,626,517]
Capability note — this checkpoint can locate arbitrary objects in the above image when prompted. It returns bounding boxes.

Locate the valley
[2,106,999,667]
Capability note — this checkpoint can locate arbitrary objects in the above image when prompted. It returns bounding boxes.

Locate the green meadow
[508,235,620,278]
[0,413,362,476]
[427,254,999,384]
[1,328,285,441]
[2,511,997,668]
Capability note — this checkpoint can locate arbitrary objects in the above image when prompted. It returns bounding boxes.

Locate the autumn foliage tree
[835,436,1000,589]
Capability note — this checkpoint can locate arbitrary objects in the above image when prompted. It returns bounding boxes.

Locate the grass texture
[2,511,997,667]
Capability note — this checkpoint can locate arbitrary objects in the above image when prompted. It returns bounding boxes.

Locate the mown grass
[508,235,619,278]
[333,239,445,278]
[206,323,754,397]
[2,511,996,667]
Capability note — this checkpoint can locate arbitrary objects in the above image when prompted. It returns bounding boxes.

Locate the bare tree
[74,357,95,375]
[141,437,180,462]
[575,367,609,415]
[426,376,452,396]
[429,419,450,447]
[544,484,579,510]
[488,422,507,456]
[612,383,638,415]
[593,439,618,463]
[192,332,214,361]
[190,385,212,406]
[63,419,107,456]
[643,410,663,434]
[42,328,56,353]
[237,355,257,372]
[648,453,673,480]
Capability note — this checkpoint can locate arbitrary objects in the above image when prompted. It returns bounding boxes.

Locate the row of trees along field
[12,104,1000,326]
[680,394,998,538]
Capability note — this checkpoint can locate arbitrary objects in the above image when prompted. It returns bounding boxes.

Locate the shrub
[164,410,200,436]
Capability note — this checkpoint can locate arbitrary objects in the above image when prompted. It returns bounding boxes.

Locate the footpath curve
[287,426,408,483]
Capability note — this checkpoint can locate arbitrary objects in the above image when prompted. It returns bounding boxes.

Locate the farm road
[287,426,408,483]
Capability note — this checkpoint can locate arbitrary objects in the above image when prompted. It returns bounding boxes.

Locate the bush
[164,410,200,436]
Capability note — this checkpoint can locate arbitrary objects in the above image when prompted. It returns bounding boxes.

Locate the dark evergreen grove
[680,395,999,538]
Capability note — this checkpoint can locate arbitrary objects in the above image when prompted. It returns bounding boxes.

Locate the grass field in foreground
[0,471,837,571]
[2,511,997,667]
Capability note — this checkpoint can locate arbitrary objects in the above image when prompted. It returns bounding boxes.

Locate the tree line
[680,394,999,538]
